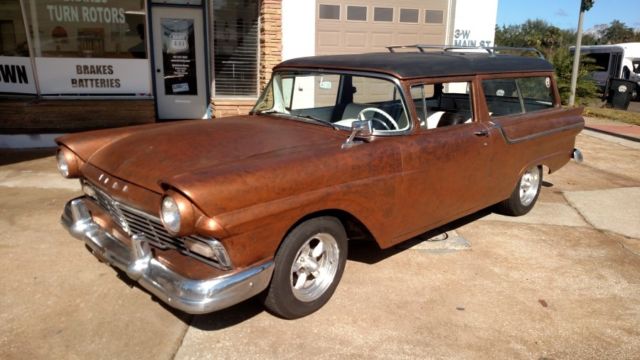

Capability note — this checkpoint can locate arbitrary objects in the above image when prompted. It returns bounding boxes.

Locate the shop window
[319,5,340,20]
[0,0,30,56]
[24,0,147,59]
[399,9,419,23]
[373,7,393,22]
[425,10,444,24]
[346,6,367,21]
[213,0,259,97]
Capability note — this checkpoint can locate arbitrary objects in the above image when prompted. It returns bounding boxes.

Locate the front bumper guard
[61,197,274,314]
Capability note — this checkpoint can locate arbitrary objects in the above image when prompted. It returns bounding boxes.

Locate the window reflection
[24,0,147,59]
[0,0,30,56]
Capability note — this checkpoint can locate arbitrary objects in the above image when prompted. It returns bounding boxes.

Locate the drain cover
[397,230,471,253]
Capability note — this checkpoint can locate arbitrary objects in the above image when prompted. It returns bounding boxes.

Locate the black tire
[264,216,348,319]
[495,165,542,216]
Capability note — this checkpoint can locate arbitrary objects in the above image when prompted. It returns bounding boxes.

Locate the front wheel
[264,216,347,319]
[495,165,542,216]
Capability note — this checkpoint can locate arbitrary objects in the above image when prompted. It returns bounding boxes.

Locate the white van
[572,42,640,99]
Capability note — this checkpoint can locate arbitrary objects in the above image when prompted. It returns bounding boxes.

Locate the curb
[584,126,640,143]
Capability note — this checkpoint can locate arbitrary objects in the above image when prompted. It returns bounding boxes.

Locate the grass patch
[583,106,640,126]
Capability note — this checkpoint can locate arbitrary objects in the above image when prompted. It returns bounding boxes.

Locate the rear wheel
[496,165,542,216]
[264,216,347,319]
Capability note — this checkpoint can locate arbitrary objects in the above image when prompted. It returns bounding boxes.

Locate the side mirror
[342,120,374,149]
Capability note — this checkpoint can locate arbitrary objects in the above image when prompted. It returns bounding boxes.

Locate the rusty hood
[65,116,345,193]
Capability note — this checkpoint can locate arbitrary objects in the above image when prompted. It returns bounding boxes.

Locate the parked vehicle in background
[571,42,640,100]
[57,45,584,319]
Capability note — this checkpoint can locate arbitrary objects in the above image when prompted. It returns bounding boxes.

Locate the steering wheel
[357,107,399,130]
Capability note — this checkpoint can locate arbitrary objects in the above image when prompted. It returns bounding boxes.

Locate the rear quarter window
[482,76,555,117]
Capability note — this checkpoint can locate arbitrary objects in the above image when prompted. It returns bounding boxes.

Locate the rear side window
[482,76,555,117]
[411,81,473,130]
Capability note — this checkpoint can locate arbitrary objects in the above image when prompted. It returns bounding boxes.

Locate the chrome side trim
[61,197,274,314]
[494,122,584,144]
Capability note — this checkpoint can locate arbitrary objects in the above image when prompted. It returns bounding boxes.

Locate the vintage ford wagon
[58,47,584,319]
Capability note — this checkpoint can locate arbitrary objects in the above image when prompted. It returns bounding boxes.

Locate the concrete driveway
[1,127,639,359]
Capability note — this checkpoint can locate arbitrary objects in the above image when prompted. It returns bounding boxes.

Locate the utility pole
[569,0,594,106]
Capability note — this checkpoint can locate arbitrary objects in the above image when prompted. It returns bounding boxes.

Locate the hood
[84,116,345,192]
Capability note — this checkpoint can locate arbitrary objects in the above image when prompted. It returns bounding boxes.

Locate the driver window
[411,81,473,130]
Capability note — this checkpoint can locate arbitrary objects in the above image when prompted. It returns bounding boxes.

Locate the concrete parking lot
[1,125,639,359]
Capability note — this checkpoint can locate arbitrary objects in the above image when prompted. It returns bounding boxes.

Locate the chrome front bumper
[61,197,274,314]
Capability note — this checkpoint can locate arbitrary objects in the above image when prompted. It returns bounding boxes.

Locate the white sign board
[35,58,151,95]
[0,56,37,94]
[451,0,498,48]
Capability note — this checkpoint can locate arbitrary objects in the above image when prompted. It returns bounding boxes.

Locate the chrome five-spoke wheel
[264,216,347,319]
[519,166,541,207]
[290,233,340,302]
[496,165,543,216]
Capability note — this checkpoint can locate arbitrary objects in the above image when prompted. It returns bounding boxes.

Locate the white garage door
[316,0,450,55]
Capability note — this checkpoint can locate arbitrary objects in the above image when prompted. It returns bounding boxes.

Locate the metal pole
[569,9,585,106]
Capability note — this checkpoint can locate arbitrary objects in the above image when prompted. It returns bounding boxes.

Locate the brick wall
[0,99,155,134]
[259,0,282,91]
[212,99,256,118]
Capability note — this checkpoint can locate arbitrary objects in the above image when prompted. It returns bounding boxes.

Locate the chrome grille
[86,182,227,269]
[93,186,130,234]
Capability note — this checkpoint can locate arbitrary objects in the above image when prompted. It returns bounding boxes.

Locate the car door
[386,77,496,244]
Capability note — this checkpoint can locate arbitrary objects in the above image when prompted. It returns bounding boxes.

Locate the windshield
[252,71,410,132]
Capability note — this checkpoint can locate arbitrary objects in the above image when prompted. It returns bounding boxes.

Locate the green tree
[600,20,636,44]
[552,48,599,105]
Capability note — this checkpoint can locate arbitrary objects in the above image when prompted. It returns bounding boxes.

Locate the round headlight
[160,196,181,234]
[56,150,69,177]
[56,147,80,178]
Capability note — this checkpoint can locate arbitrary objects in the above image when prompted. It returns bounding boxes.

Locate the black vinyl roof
[275,52,554,79]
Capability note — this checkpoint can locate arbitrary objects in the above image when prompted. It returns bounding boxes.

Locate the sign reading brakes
[35,57,150,95]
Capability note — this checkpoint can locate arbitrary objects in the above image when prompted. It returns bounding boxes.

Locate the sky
[496,0,640,31]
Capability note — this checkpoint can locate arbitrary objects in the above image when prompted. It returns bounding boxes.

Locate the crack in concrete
[170,316,193,360]
[561,191,640,259]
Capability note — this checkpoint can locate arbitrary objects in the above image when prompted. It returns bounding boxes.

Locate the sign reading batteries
[161,18,197,95]
[35,58,151,95]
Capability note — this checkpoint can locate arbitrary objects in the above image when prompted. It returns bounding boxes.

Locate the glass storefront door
[151,6,207,119]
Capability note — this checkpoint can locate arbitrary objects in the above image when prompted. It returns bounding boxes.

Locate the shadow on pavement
[110,265,265,330]
[348,207,494,265]
[0,148,56,166]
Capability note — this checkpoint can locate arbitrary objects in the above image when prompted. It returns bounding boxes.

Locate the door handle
[156,68,161,73]
[474,129,489,137]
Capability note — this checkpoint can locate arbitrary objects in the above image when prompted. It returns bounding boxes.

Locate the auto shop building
[0,0,497,147]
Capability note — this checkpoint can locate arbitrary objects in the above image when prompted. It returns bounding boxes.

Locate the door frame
[147,0,211,120]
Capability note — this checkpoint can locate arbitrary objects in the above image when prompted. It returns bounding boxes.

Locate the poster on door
[161,18,197,95]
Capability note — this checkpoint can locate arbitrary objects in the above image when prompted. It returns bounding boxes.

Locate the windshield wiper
[297,114,340,130]
[256,111,341,130]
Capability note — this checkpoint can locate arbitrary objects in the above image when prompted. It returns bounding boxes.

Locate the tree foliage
[552,49,599,105]
[599,20,637,44]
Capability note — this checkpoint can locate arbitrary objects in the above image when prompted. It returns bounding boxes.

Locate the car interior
[412,82,473,129]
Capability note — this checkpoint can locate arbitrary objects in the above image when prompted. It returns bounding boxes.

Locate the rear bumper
[61,197,274,314]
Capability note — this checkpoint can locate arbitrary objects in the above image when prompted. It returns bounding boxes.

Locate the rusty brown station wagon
[58,46,584,319]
